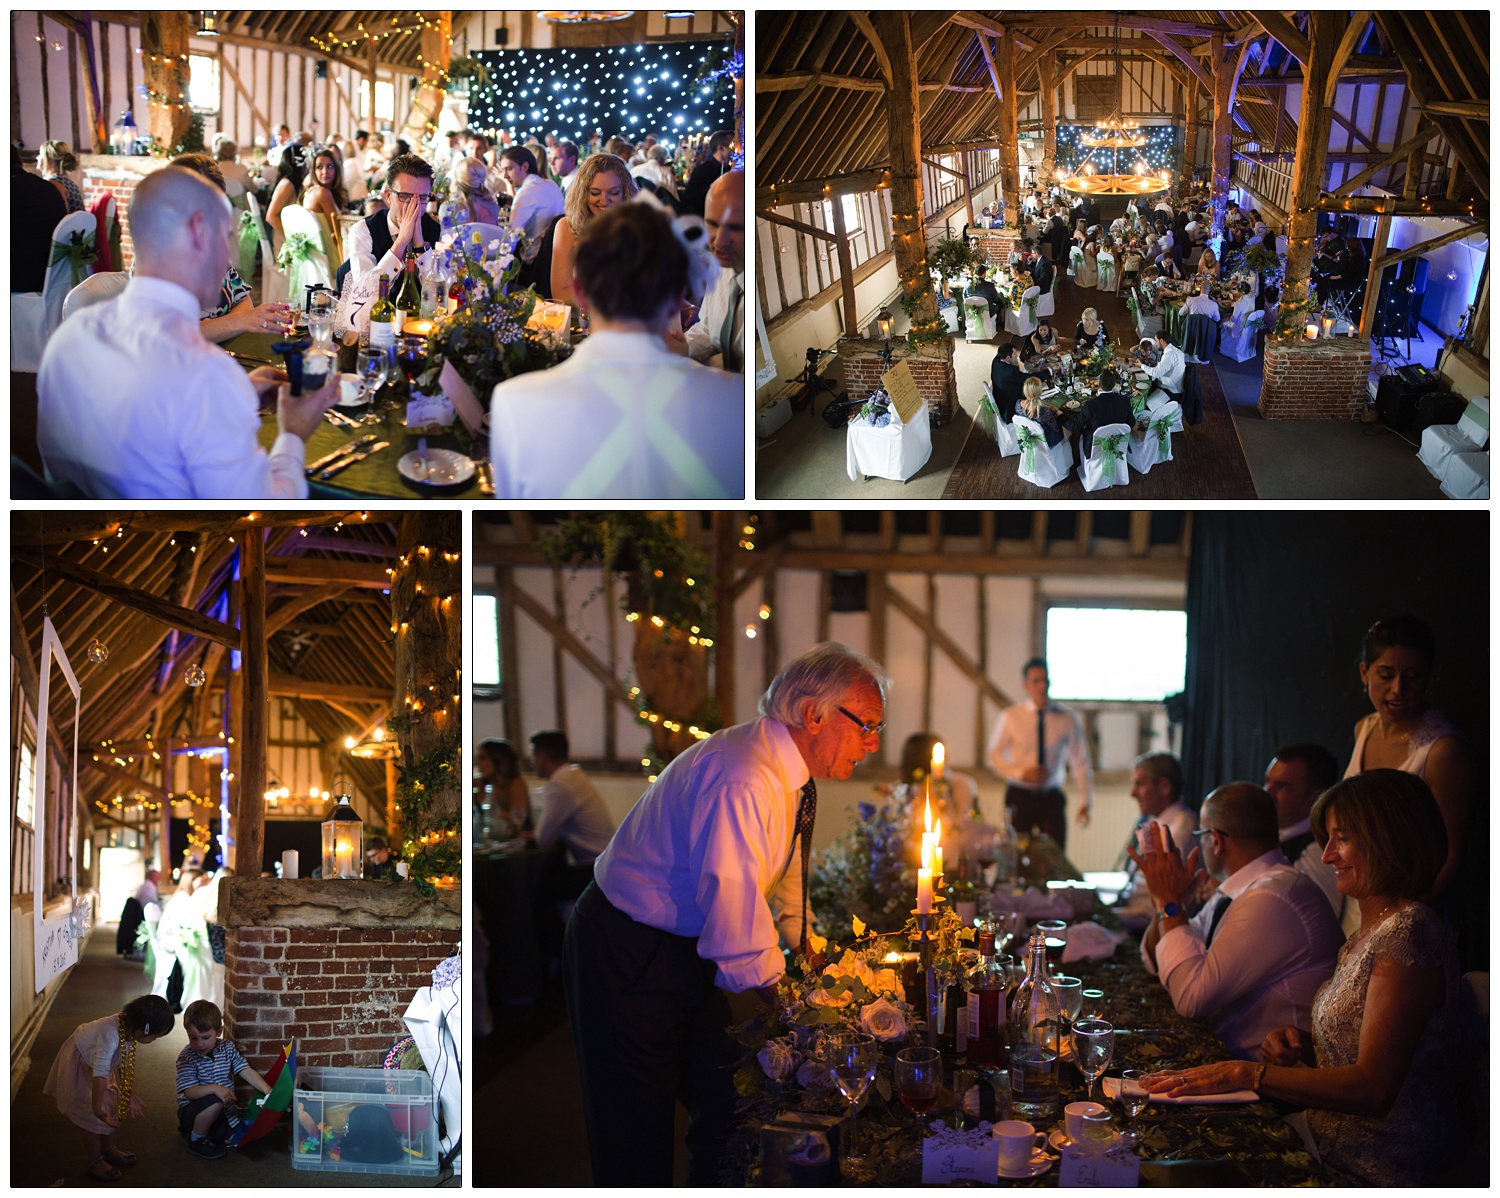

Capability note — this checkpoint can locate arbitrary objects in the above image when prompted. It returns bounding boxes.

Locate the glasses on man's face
[389,188,430,206]
[837,706,884,739]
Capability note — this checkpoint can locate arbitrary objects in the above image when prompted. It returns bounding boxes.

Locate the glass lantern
[1320,308,1337,339]
[320,782,363,879]
[111,108,138,156]
[876,307,894,341]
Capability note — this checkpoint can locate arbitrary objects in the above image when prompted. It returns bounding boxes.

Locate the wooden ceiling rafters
[11,512,404,816]
[757,10,1488,211]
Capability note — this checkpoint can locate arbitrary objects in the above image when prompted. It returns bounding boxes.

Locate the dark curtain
[1183,511,1488,969]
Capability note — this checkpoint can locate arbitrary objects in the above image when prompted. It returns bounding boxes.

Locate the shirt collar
[763,716,812,793]
[124,274,205,323]
[1217,846,1286,901]
[1279,817,1312,840]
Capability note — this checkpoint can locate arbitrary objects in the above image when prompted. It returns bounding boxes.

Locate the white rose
[860,996,907,1042]
[796,1059,832,1090]
[757,1040,796,1082]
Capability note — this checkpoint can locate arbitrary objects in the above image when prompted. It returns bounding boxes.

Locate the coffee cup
[339,373,364,404]
[1065,1100,1108,1143]
[994,1119,1041,1172]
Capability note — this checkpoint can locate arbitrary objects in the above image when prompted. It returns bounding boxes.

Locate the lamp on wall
[196,11,219,36]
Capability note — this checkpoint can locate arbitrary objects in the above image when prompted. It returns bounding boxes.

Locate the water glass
[1080,1109,1113,1153]
[823,1031,877,1181]
[1051,975,1083,1026]
[308,310,333,348]
[1117,1068,1149,1145]
[1071,1017,1114,1102]
[356,345,390,408]
[1080,988,1106,1021]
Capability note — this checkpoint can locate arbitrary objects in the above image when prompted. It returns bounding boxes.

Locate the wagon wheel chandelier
[1061,16,1170,196]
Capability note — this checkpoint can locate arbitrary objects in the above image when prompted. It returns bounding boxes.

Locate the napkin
[1060,920,1128,963]
[989,885,1074,922]
[1101,1077,1257,1106]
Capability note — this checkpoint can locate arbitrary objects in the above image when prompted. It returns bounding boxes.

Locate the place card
[438,360,487,434]
[881,360,924,427]
[1058,1142,1141,1187]
[920,1120,1000,1185]
[406,393,455,430]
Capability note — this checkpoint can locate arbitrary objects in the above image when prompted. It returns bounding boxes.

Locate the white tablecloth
[846,407,932,482]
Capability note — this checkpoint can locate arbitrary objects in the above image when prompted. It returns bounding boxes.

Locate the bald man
[671,169,744,372]
[38,166,338,497]
[1131,783,1342,1059]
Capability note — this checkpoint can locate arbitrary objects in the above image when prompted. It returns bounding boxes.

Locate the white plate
[398,448,475,487]
[998,1150,1055,1179]
[1049,1128,1123,1153]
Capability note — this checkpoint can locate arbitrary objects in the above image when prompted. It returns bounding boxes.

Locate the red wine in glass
[898,1082,940,1115]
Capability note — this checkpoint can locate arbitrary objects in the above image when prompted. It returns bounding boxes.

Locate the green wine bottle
[393,249,423,318]
[369,273,395,353]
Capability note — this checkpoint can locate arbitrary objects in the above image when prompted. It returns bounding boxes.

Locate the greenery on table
[808,790,924,938]
[1073,337,1114,381]
[928,234,980,285]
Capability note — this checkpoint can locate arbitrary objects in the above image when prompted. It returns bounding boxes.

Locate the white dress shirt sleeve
[1065,709,1094,808]
[1154,884,1303,1022]
[185,360,308,499]
[685,266,730,363]
[533,778,568,851]
[986,708,1028,785]
[344,216,431,288]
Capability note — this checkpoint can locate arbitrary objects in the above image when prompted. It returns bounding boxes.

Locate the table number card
[920,1120,1001,1185]
[1058,1143,1141,1187]
[881,360,925,427]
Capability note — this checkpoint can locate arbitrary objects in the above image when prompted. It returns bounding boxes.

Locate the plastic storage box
[292,1066,439,1176]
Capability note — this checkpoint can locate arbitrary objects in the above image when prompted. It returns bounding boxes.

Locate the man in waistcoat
[344,155,440,288]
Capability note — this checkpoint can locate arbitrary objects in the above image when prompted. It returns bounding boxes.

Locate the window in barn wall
[359,80,397,124]
[822,194,861,238]
[188,54,221,113]
[474,593,501,689]
[1046,607,1186,702]
[15,734,36,829]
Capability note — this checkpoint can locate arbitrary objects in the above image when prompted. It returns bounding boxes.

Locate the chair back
[1096,251,1117,291]
[61,270,129,323]
[246,192,285,303]
[1082,421,1132,491]
[1456,396,1490,449]
[1011,413,1067,486]
[278,204,334,299]
[44,210,100,337]
[451,222,510,257]
[984,382,1021,458]
[1183,312,1215,361]
[87,192,120,272]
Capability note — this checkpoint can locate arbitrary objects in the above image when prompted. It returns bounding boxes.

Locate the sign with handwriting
[882,360,925,427]
[920,1121,1001,1185]
[1058,1143,1141,1187]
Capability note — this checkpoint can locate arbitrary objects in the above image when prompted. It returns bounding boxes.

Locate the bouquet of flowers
[808,792,921,935]
[1073,337,1113,382]
[413,226,560,406]
[857,390,894,428]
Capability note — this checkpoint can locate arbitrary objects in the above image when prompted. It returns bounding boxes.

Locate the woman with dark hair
[264,144,306,249]
[300,145,349,265]
[476,738,532,831]
[1343,615,1473,899]
[1147,770,1459,1187]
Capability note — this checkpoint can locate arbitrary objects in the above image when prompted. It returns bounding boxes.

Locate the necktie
[1036,706,1048,781]
[719,278,743,373]
[1204,893,1232,947]
[796,779,818,953]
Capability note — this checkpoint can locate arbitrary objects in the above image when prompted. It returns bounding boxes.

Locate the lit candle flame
[932,741,945,769]
[924,796,932,834]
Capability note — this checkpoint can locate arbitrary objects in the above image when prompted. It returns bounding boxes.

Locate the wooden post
[1358,213,1392,338]
[1282,14,1345,327]
[1038,50,1056,184]
[1184,75,1200,179]
[1208,34,1235,237]
[872,13,938,331]
[75,16,108,153]
[140,11,192,150]
[713,511,737,728]
[829,190,858,335]
[238,531,267,879]
[1403,118,1425,200]
[400,11,451,147]
[994,28,1021,215]
[961,148,975,229]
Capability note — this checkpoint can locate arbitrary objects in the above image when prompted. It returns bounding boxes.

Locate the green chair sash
[1015,424,1043,473]
[1151,414,1173,452]
[978,386,999,440]
[1096,433,1126,472]
[238,211,260,282]
[49,229,97,289]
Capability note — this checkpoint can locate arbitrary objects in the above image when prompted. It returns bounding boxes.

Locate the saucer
[998,1150,1055,1179]
[398,448,475,488]
[1049,1129,1122,1153]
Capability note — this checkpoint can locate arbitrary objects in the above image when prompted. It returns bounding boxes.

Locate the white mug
[339,372,363,403]
[1065,1100,1108,1143]
[994,1119,1041,1172]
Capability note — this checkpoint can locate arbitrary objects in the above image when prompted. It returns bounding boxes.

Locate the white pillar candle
[917,868,934,914]
[282,850,299,880]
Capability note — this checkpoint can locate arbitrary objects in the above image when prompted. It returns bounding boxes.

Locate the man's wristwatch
[1156,901,1181,921]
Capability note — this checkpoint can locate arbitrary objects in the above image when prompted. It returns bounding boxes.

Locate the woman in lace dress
[1143,770,1458,1186]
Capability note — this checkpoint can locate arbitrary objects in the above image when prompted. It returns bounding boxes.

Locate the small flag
[228,1039,296,1146]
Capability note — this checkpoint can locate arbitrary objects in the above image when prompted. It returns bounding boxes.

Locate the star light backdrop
[467,43,734,146]
[1055,124,1178,175]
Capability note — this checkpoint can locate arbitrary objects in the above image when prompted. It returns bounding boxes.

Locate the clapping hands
[1124,821,1206,908]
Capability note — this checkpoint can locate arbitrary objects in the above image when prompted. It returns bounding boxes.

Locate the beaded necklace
[116,1015,137,1121]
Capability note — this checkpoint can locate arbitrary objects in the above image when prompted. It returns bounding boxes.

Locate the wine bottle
[964,928,1009,1069]
[1008,932,1061,1119]
[369,274,395,353]
[393,249,423,317]
[447,261,467,314]
[949,856,978,929]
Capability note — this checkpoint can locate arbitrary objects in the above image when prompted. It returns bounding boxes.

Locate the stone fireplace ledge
[220,877,460,930]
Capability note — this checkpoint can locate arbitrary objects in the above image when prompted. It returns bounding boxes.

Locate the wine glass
[356,345,389,409]
[823,1032,877,1180]
[1080,988,1106,1021]
[1117,1068,1149,1145]
[894,1046,942,1122]
[1051,976,1082,1031]
[1071,1017,1114,1102]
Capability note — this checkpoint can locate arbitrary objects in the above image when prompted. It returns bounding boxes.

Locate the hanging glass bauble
[185,664,207,687]
[86,637,110,664]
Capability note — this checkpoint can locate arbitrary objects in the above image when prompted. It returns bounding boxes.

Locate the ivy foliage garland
[390,726,461,895]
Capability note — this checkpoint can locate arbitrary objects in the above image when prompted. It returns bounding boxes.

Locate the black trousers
[563,881,740,1186]
[1006,785,1068,851]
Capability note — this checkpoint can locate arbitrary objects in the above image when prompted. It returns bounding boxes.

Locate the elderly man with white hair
[565,642,892,1187]
[38,166,338,497]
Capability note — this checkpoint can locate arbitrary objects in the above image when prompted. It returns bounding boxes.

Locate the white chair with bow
[1012,286,1041,337]
[1068,244,1084,279]
[1081,421,1132,491]
[12,210,98,371]
[1219,307,1263,363]
[1129,401,1181,475]
[277,204,333,303]
[246,192,286,304]
[1145,387,1186,434]
[963,295,996,341]
[1096,249,1118,293]
[982,381,1020,459]
[1418,395,1488,480]
[1013,413,1073,488]
[61,270,130,323]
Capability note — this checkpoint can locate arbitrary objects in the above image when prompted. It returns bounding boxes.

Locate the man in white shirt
[1135,783,1343,1060]
[1139,329,1187,397]
[986,656,1093,850]
[500,146,565,263]
[38,167,337,498]
[1181,286,1221,321]
[1264,743,1345,924]
[526,729,616,959]
[565,643,891,1186]
[548,139,579,192]
[1113,752,1198,931]
[670,170,744,372]
[490,202,743,499]
[343,154,440,288]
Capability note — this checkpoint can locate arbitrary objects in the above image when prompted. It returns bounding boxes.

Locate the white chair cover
[963,295,996,341]
[277,204,333,302]
[61,270,130,323]
[1068,245,1084,278]
[1145,388,1186,433]
[1078,250,1098,289]
[1036,285,1055,319]
[12,210,99,371]
[1013,286,1041,337]
[1440,450,1489,499]
[451,222,510,257]
[1418,396,1488,479]
[1129,401,1181,474]
[1096,251,1118,293]
[984,382,1021,458]
[1219,308,1263,363]
[1081,421,1132,491]
[404,961,463,1172]
[246,192,286,304]
[846,399,933,483]
[1013,413,1072,488]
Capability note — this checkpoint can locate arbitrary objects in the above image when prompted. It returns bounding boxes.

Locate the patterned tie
[719,277,743,372]
[796,778,818,953]
[1204,893,1232,947]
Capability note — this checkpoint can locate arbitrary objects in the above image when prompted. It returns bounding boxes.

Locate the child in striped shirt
[175,1000,273,1160]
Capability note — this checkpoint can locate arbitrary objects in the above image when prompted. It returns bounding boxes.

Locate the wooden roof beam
[267,676,391,703]
[757,166,889,206]
[1323,13,1374,108]
[261,559,394,589]
[849,13,893,89]
[1145,30,1214,92]
[1253,12,1310,66]
[1002,14,1228,39]
[1421,100,1488,119]
[1330,127,1439,197]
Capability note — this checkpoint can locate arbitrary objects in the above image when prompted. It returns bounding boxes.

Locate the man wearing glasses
[344,154,439,287]
[564,643,890,1187]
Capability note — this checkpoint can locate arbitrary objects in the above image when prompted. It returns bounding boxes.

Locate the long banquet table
[727,837,1330,1187]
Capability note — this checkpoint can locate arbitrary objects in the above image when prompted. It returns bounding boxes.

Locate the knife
[319,441,390,479]
[307,435,376,473]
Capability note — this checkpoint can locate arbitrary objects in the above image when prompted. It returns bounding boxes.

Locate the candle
[336,838,353,879]
[281,850,299,880]
[932,741,945,779]
[933,819,943,877]
[1305,322,1319,339]
[921,834,933,873]
[917,868,933,914]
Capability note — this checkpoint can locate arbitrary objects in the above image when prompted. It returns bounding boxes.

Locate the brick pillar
[1258,335,1372,420]
[76,154,168,272]
[970,229,1018,264]
[837,336,958,423]
[221,877,460,1076]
